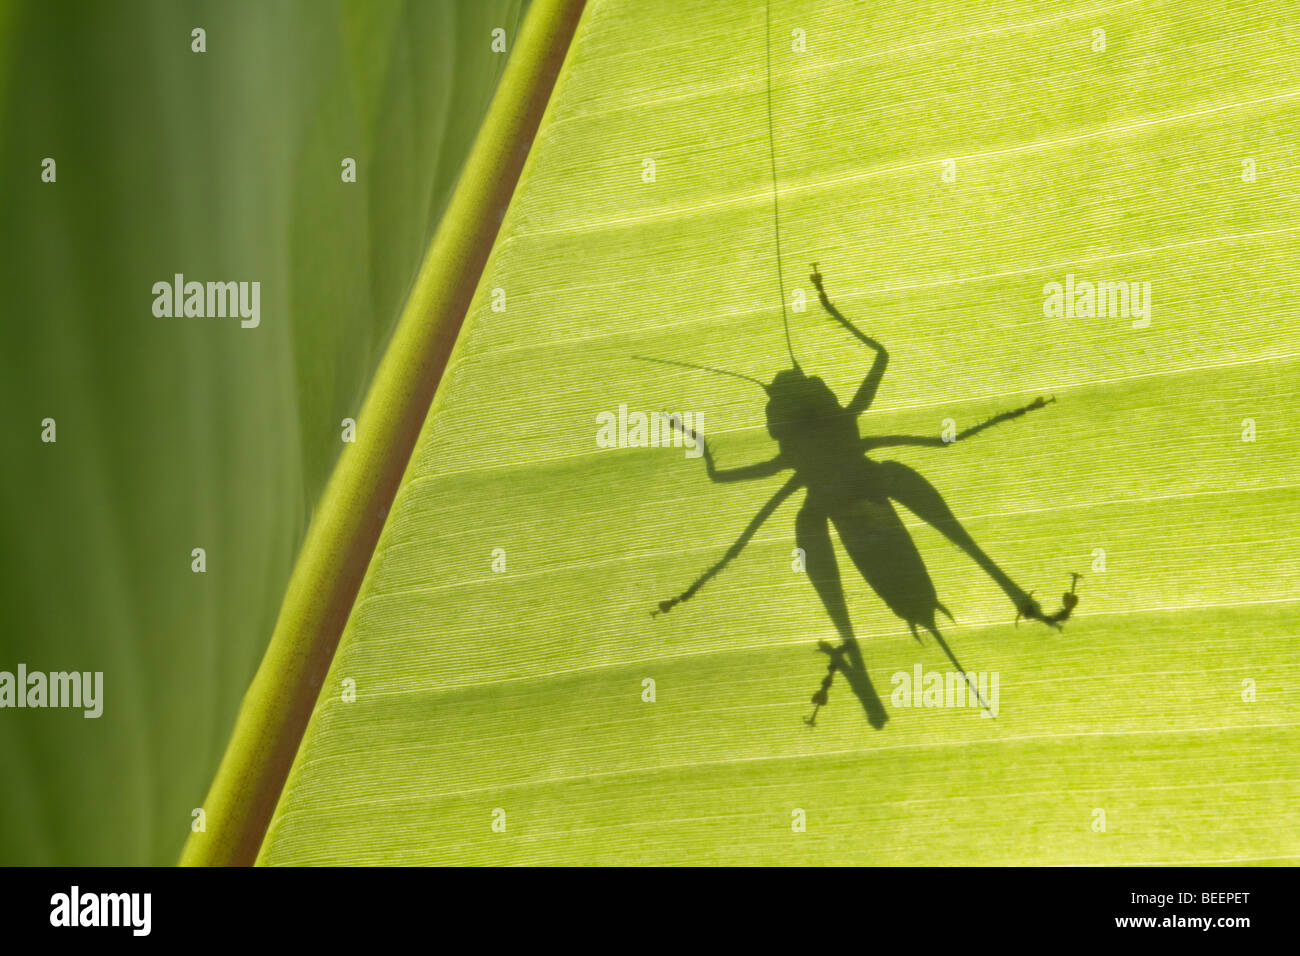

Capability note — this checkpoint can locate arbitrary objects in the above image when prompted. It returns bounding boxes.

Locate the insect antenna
[764,0,799,372]
[631,355,769,392]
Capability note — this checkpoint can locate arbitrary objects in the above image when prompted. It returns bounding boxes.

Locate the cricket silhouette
[640,265,1079,729]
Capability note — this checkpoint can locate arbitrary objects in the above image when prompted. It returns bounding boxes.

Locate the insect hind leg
[796,504,888,729]
[875,460,1049,624]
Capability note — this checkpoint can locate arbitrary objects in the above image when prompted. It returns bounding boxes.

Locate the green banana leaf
[254,0,1300,863]
[5,0,1299,867]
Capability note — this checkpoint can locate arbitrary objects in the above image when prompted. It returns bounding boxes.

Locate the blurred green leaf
[0,0,525,865]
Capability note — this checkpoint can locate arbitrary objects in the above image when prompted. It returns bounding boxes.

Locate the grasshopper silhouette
[643,265,1076,729]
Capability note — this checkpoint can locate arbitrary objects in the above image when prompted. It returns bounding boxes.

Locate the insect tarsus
[1016,572,1083,629]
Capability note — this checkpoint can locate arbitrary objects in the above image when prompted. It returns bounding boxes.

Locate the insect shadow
[641,265,1079,729]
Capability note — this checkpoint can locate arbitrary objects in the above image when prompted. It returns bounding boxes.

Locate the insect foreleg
[660,413,786,482]
[809,265,889,415]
